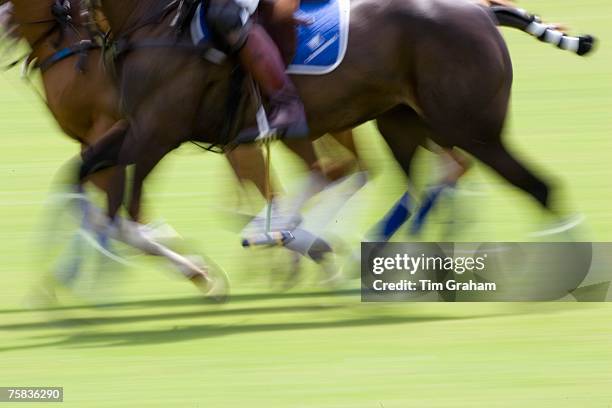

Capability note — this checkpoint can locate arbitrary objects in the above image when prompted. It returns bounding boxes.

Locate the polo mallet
[241,78,295,248]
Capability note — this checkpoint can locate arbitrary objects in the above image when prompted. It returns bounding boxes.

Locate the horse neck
[99,0,160,36]
[11,1,86,59]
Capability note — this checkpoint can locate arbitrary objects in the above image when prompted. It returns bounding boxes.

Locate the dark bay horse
[93,0,573,238]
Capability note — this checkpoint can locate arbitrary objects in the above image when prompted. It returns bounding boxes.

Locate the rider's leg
[207,0,308,138]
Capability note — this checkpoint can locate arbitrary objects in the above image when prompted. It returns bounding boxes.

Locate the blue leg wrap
[367,192,412,242]
[410,182,455,235]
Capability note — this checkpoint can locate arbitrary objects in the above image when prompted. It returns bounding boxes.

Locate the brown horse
[3,1,123,194]
[1,0,234,295]
[231,0,594,245]
[90,0,594,242]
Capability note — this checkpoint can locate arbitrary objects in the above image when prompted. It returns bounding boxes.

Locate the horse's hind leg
[424,103,552,210]
[367,106,428,241]
[421,92,551,210]
[377,106,427,177]
[414,16,552,211]
[463,139,551,208]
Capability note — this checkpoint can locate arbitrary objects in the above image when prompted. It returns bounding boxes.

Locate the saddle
[174,0,349,146]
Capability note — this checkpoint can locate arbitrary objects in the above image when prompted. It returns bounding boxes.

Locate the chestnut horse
[1,1,230,295]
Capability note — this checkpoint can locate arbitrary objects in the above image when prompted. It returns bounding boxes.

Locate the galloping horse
[85,0,594,248]
[1,1,122,192]
[0,0,234,296]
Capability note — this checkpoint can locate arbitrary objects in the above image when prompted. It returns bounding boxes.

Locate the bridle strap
[13,0,78,51]
[36,39,99,72]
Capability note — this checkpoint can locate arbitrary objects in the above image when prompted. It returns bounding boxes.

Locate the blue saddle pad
[191,0,350,75]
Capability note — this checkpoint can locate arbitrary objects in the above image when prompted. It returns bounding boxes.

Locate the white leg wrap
[301,171,368,234]
[242,171,329,236]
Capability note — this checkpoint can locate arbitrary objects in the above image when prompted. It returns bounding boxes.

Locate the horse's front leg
[226,144,282,205]
[281,137,330,213]
[277,137,367,284]
[78,120,128,189]
[76,119,129,246]
[111,137,228,299]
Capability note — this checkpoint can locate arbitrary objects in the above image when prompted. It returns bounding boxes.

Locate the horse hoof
[187,256,230,303]
[318,253,344,288]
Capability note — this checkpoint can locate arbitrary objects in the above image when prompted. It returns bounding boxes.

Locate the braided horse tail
[491,4,595,56]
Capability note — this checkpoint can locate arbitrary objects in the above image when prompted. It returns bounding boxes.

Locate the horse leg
[315,130,366,180]
[262,137,330,221]
[73,119,126,250]
[362,106,428,241]
[78,120,128,187]
[255,137,342,282]
[414,30,552,213]
[126,143,170,222]
[239,138,326,234]
[226,144,282,203]
[78,121,129,235]
[409,147,472,235]
[102,123,226,296]
[330,129,368,173]
[427,118,552,214]
[392,4,554,214]
[47,119,127,290]
[462,139,551,208]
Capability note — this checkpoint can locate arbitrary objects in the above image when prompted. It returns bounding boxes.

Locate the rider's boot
[239,24,309,139]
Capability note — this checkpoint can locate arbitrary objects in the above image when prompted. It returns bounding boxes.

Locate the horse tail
[490,6,595,56]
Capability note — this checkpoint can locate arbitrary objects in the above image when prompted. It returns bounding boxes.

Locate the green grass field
[1,1,612,406]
